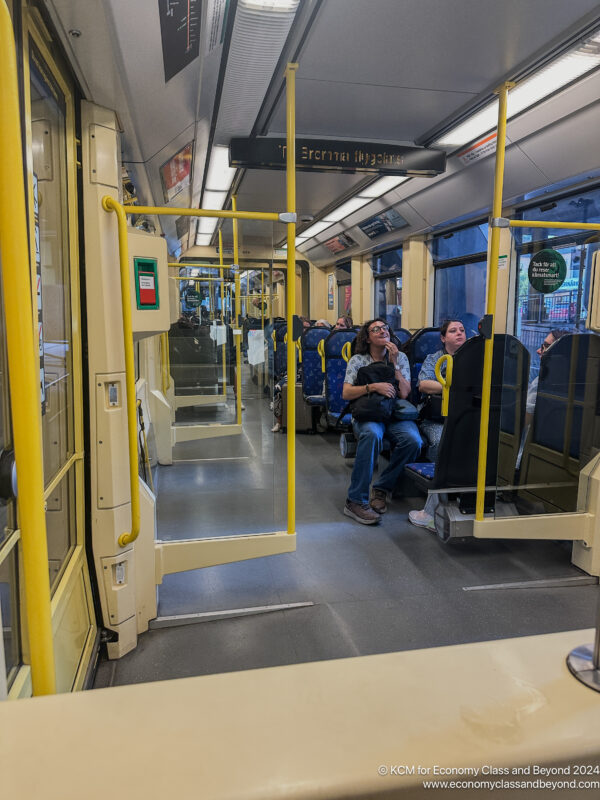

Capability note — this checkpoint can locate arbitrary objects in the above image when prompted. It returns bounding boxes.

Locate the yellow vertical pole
[475,82,514,521]
[261,267,265,332]
[219,230,227,397]
[0,0,56,695]
[286,62,298,536]
[232,197,242,425]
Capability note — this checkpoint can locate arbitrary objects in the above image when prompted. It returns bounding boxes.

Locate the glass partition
[159,218,289,545]
[494,231,600,519]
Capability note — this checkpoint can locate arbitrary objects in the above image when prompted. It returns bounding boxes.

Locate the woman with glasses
[342,318,422,525]
[526,328,570,419]
[409,319,466,530]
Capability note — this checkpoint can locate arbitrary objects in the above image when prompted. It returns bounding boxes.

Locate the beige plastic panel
[53,567,92,693]
[31,118,53,180]
[402,236,431,331]
[89,123,119,187]
[95,372,129,509]
[100,549,135,626]
[128,227,170,339]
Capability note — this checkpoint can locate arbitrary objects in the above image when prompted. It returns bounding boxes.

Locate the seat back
[403,327,442,402]
[168,319,219,393]
[301,326,330,397]
[519,332,600,512]
[324,329,357,420]
[394,328,412,345]
[434,334,529,492]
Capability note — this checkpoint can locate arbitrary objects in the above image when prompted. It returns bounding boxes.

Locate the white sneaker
[241,403,246,410]
[269,401,274,411]
[271,422,281,432]
[408,509,435,531]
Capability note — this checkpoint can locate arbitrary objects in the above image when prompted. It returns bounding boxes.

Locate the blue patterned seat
[405,461,435,480]
[394,328,412,345]
[301,327,330,406]
[403,327,441,403]
[324,329,357,427]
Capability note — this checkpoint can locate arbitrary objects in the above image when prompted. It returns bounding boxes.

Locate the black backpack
[349,361,398,423]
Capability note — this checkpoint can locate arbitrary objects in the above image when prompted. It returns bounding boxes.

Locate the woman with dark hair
[409,319,466,530]
[342,318,422,525]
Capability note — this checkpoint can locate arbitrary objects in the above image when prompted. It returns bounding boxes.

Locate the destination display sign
[229,138,446,175]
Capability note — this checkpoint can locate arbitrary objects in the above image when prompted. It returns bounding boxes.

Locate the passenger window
[432,224,488,326]
[372,247,402,328]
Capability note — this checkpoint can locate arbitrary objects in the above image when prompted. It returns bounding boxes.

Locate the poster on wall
[160,142,193,202]
[323,232,357,255]
[328,273,334,310]
[358,207,408,240]
[344,285,352,314]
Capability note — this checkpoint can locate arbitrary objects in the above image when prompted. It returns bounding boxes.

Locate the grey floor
[94,368,599,688]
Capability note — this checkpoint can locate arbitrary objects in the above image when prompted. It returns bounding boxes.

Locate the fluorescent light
[323,196,370,223]
[195,233,213,246]
[295,236,308,245]
[434,103,499,148]
[301,220,333,238]
[205,145,236,191]
[202,190,227,209]
[435,32,600,149]
[198,216,218,234]
[358,176,408,198]
[240,0,300,10]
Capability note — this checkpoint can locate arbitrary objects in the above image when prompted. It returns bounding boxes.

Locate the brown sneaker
[344,500,381,525]
[370,488,388,514]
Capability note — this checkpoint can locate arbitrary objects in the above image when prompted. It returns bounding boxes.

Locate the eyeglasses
[540,340,552,352]
[369,324,389,334]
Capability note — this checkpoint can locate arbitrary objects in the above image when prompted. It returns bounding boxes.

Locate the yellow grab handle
[272,329,276,351]
[296,340,302,363]
[342,341,352,363]
[284,332,288,344]
[435,354,453,417]
[317,338,326,372]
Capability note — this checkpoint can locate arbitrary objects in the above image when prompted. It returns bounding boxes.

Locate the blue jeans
[347,419,422,505]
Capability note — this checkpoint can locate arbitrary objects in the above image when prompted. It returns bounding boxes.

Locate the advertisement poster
[328,273,334,310]
[160,142,193,202]
[358,207,408,240]
[324,232,357,255]
[344,285,352,314]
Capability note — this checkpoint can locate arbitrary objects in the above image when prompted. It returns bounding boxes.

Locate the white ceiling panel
[294,0,600,93]
[267,80,474,140]
[235,168,366,217]
[517,100,600,185]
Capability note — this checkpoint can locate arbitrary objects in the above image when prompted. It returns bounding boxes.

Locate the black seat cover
[433,334,529,490]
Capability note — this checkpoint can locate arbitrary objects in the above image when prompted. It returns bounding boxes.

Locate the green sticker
[182,288,201,307]
[528,249,567,294]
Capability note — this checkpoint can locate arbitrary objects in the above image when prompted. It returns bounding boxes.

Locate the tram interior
[2,0,600,796]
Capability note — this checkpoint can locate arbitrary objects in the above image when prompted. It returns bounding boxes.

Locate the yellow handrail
[318,338,326,372]
[509,220,600,231]
[160,332,170,393]
[132,206,279,221]
[296,340,302,363]
[342,341,352,363]
[0,0,56,695]
[219,230,227,395]
[286,62,298,537]
[102,197,141,548]
[232,196,242,426]
[434,354,453,417]
[475,81,514,520]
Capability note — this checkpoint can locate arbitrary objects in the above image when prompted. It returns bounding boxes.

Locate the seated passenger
[526,328,569,421]
[334,315,353,330]
[315,318,331,329]
[408,319,466,530]
[343,319,422,525]
[271,317,311,432]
